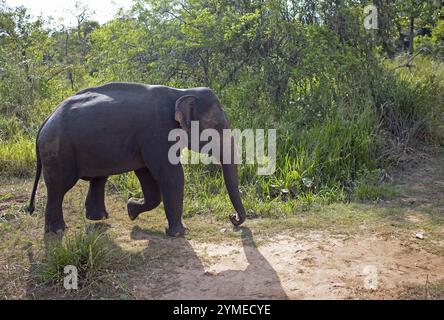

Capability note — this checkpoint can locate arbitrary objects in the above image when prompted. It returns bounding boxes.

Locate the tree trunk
[409,16,415,55]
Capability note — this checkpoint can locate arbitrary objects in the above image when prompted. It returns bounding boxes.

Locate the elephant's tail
[28,119,47,214]
[28,143,41,215]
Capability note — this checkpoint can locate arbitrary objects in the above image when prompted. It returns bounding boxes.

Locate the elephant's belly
[76,150,146,178]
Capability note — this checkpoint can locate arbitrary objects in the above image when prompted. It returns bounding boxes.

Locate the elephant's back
[41,82,179,140]
[38,85,144,152]
[74,82,179,101]
[52,83,180,118]
[75,82,150,96]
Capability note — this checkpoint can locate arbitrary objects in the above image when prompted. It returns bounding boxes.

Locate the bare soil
[116,227,443,300]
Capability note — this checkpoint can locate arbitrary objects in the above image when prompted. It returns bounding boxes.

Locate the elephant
[27,82,246,236]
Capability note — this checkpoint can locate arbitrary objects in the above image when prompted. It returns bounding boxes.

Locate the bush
[1,2,444,216]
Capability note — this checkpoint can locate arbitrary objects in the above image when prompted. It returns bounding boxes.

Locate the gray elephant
[27,83,246,236]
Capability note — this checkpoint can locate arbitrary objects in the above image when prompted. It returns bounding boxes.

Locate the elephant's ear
[175,95,197,133]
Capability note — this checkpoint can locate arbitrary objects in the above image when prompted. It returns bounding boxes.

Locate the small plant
[39,229,115,285]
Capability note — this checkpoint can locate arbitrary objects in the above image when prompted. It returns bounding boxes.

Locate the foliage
[1,0,444,217]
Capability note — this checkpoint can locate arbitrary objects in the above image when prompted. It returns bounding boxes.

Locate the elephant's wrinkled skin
[27,83,246,236]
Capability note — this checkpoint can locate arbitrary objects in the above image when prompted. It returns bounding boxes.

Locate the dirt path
[113,227,442,300]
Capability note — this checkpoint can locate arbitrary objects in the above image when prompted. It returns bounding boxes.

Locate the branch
[393,47,431,70]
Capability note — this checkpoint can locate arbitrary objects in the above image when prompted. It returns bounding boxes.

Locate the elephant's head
[174,88,246,226]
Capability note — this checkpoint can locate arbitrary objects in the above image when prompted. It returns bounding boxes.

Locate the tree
[395,0,438,54]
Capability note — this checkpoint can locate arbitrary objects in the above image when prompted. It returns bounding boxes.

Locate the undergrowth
[1,57,444,218]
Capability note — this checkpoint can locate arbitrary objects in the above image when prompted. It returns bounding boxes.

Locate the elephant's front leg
[85,176,109,221]
[127,168,161,220]
[159,165,187,237]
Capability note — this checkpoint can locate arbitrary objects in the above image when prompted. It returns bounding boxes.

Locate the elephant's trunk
[221,135,246,226]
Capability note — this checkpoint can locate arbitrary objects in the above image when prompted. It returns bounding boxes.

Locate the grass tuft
[39,228,115,285]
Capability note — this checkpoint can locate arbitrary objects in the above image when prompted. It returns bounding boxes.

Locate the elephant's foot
[127,197,145,221]
[165,224,188,237]
[86,208,109,221]
[45,219,67,235]
[127,197,159,221]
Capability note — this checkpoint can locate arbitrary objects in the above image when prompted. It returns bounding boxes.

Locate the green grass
[354,183,396,202]
[39,228,115,284]
[1,57,443,213]
[352,169,397,202]
[0,136,35,177]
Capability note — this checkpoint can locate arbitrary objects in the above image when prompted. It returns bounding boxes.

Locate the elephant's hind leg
[85,177,109,221]
[127,168,161,220]
[43,169,78,234]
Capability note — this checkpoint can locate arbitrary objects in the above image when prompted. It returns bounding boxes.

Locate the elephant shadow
[128,225,289,300]
[24,224,288,300]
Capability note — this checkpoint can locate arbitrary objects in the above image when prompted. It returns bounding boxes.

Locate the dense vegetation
[1,0,444,219]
